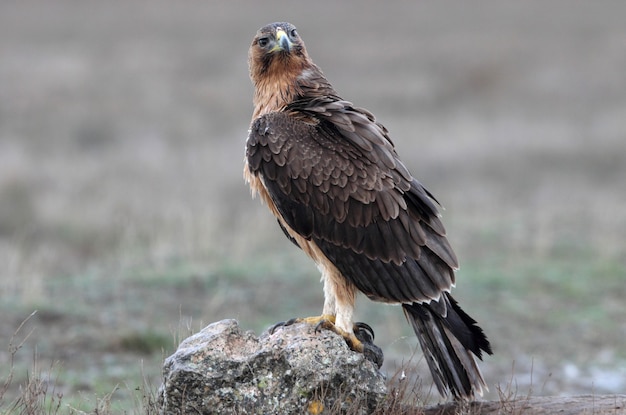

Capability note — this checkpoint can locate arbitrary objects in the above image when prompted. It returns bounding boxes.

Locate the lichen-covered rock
[158,319,387,414]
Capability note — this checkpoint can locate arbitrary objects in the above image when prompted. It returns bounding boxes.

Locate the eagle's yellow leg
[269,314,365,353]
[312,315,365,353]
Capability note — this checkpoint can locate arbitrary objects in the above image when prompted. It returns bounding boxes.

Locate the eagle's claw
[269,315,335,335]
[354,321,375,341]
[268,318,299,335]
[313,318,335,334]
[354,322,384,368]
[268,316,383,368]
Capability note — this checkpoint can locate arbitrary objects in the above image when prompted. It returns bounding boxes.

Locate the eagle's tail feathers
[402,296,491,400]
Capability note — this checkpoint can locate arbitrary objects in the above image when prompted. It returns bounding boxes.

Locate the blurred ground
[1,0,625,411]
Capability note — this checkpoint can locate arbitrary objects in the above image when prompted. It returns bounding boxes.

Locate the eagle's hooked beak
[271,28,292,53]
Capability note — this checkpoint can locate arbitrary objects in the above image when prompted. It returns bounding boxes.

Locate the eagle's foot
[269,315,384,368]
[269,314,336,335]
[270,314,364,352]
[313,317,364,352]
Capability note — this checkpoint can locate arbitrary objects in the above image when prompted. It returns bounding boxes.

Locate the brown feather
[245,22,491,400]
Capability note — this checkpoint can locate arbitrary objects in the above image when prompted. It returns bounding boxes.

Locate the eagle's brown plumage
[245,22,492,400]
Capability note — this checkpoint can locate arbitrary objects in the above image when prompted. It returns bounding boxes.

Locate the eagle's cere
[245,22,492,400]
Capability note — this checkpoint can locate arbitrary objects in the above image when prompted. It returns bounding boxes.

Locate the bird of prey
[245,22,492,400]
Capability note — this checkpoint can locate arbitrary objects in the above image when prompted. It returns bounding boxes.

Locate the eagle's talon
[285,317,299,326]
[268,322,282,335]
[269,315,383,367]
[313,318,334,334]
[268,319,291,334]
[269,315,334,335]
[354,321,375,341]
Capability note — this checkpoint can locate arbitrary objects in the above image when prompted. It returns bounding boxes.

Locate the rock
[158,319,388,415]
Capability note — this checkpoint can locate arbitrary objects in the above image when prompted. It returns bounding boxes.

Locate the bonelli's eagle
[244,22,492,400]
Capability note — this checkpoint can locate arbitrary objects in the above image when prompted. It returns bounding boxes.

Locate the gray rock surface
[158,319,388,415]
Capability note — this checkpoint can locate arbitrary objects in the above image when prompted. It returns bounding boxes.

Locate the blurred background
[1,0,625,411]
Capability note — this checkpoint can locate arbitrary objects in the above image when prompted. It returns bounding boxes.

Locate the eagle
[244,22,492,400]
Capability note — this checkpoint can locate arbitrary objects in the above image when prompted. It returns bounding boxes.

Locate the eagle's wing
[247,99,458,305]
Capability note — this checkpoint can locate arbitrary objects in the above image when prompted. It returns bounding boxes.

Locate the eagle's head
[248,22,310,87]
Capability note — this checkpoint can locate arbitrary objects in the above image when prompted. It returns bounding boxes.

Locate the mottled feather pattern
[248,110,457,299]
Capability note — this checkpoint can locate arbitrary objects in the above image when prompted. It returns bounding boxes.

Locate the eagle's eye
[257,36,270,48]
[289,29,298,39]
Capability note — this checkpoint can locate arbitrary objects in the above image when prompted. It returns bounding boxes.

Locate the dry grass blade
[1,313,67,415]
[1,311,38,408]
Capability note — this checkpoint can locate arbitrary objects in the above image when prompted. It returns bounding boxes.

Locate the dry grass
[2,330,624,414]
[1,313,63,415]
[1,0,625,413]
[0,337,505,415]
